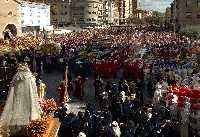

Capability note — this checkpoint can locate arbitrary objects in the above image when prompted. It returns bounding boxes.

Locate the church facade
[0,0,22,38]
[0,0,50,38]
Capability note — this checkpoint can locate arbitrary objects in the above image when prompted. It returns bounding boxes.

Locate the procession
[0,24,199,137]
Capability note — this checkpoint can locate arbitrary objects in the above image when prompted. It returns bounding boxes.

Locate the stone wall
[176,0,200,28]
[0,0,22,38]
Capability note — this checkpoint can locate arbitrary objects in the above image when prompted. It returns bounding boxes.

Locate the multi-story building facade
[71,0,100,27]
[0,0,22,38]
[171,0,200,31]
[117,0,140,24]
[0,0,50,38]
[32,0,121,27]
[98,0,104,25]
[125,0,131,19]
[132,0,139,16]
[21,1,50,32]
[47,0,71,27]
[102,0,119,25]
[165,7,171,25]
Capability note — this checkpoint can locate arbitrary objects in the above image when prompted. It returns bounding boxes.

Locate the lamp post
[173,0,176,33]
[33,47,37,73]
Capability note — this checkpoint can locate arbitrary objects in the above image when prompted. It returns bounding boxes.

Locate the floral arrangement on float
[39,42,60,55]
[0,38,60,55]
[0,127,4,137]
[26,98,57,137]
[39,98,57,115]
[26,117,49,137]
[0,42,13,55]
[10,38,44,51]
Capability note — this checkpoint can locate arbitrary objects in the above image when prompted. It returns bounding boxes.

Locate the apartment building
[102,0,119,25]
[71,0,98,27]
[171,0,200,31]
[47,0,71,27]
[118,0,140,23]
[0,0,22,38]
[165,7,171,25]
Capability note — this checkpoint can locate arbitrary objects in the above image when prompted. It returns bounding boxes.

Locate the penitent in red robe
[74,77,85,98]
[57,84,66,103]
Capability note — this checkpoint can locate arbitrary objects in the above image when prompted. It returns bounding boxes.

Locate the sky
[140,0,173,13]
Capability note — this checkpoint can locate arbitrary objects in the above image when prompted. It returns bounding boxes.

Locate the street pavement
[43,70,153,114]
[43,71,97,114]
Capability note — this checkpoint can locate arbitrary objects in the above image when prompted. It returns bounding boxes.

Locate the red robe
[57,84,66,103]
[75,78,85,98]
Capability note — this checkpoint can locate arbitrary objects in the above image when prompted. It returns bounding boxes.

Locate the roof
[13,0,21,4]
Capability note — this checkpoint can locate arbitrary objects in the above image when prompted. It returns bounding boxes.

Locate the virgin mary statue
[0,63,42,135]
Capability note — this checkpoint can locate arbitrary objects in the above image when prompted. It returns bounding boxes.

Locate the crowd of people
[52,27,200,137]
[55,77,181,137]
[0,25,200,137]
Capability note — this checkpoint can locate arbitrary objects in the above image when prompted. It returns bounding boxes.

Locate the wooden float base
[46,118,60,137]
[0,118,60,137]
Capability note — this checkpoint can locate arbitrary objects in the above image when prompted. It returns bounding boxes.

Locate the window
[186,0,191,7]
[198,0,200,7]
[53,19,58,22]
[79,18,84,21]
[51,10,57,15]
[8,11,12,16]
[79,6,85,10]
[197,12,200,18]
[88,12,91,14]
[93,4,97,8]
[176,4,179,9]
[186,0,188,7]
[185,12,192,18]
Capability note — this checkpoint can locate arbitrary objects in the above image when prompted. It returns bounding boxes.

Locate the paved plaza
[43,70,153,115]
[43,71,97,114]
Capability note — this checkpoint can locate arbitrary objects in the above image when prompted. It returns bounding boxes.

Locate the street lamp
[173,0,176,33]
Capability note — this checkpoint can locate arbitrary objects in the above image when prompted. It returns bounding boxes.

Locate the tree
[143,11,164,25]
[127,16,144,25]
[144,16,160,25]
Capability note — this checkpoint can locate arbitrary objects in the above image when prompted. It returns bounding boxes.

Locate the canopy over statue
[0,63,42,135]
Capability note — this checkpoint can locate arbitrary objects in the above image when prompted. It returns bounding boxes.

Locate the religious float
[0,63,60,137]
